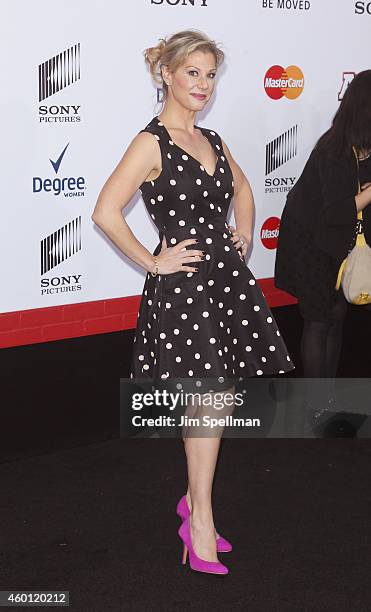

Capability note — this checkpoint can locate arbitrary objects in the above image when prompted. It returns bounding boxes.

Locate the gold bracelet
[150,256,159,277]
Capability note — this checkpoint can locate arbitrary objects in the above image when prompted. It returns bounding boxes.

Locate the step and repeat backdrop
[1,0,370,314]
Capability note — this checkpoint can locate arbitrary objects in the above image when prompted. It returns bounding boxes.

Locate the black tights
[300,291,348,378]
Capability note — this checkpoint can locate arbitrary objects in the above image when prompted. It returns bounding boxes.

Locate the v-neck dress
[129,116,295,391]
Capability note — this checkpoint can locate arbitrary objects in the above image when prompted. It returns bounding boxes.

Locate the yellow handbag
[335,146,371,305]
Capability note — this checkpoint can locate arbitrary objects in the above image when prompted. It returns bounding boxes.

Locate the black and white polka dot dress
[129,116,295,390]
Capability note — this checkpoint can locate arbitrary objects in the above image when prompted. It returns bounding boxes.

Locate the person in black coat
[275,70,371,382]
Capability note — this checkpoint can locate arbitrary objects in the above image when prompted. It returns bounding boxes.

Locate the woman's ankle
[190,508,214,530]
[186,490,192,510]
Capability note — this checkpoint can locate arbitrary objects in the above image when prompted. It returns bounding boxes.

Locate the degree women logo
[264,65,304,100]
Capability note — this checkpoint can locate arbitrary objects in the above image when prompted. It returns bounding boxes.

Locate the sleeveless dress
[129,116,295,391]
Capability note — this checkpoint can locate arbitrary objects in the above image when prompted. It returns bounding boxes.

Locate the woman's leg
[300,316,330,420]
[182,384,235,562]
[323,291,348,406]
[325,291,348,377]
[300,292,348,378]
[183,436,221,562]
[300,293,348,416]
[300,318,329,377]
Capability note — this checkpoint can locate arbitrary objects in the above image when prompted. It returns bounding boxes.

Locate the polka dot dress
[129,116,295,391]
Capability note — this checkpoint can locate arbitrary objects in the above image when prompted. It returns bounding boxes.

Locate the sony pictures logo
[40,216,82,295]
[33,143,86,197]
[38,43,81,123]
[265,126,297,194]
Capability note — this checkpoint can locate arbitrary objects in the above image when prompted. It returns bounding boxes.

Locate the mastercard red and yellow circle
[260,217,280,249]
[264,65,304,100]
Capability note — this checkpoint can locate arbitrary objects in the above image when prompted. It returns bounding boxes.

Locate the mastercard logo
[264,65,304,100]
[261,217,280,249]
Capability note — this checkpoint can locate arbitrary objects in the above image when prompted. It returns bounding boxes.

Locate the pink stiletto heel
[176,495,232,553]
[182,543,188,565]
[178,517,229,575]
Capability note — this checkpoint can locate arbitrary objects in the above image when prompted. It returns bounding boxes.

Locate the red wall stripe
[0,279,296,349]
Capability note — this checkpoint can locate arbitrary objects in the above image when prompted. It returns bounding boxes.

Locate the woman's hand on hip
[154,237,205,274]
[227,224,251,260]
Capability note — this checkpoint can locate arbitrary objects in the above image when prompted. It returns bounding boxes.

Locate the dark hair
[315,69,371,158]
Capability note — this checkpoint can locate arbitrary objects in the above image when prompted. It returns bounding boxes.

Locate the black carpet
[2,303,371,611]
[2,438,371,611]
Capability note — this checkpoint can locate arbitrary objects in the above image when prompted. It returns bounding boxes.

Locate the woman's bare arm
[92,132,204,276]
[91,132,162,274]
[221,137,255,256]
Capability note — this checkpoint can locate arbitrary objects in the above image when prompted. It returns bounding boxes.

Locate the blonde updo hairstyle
[143,29,225,98]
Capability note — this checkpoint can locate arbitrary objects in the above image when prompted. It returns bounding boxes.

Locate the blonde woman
[92,29,294,575]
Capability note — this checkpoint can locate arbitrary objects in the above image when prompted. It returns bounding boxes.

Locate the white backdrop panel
[1,0,369,312]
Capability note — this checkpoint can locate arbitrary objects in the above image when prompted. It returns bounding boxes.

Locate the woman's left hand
[227,224,251,260]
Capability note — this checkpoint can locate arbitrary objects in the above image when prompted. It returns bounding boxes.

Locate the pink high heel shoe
[176,495,232,553]
[178,517,229,575]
